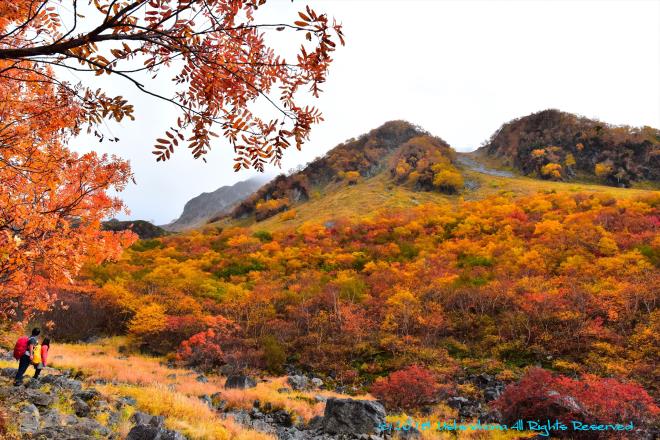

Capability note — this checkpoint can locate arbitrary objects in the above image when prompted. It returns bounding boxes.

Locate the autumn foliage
[62,189,658,403]
[495,368,660,433]
[370,365,443,411]
[0,0,344,171]
[0,60,136,321]
[481,109,659,185]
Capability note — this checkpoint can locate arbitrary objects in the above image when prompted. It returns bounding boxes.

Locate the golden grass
[42,337,380,439]
[97,383,247,440]
[218,376,373,422]
[210,163,658,234]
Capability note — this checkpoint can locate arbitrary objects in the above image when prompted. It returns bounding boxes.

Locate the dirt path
[456,154,515,178]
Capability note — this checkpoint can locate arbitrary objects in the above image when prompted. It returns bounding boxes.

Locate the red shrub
[494,368,659,432]
[176,317,241,372]
[370,365,442,411]
[176,329,225,372]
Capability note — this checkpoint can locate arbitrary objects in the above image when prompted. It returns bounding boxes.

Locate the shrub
[255,198,290,221]
[370,365,440,411]
[176,318,240,372]
[176,329,225,372]
[540,162,563,180]
[261,335,286,374]
[494,368,660,433]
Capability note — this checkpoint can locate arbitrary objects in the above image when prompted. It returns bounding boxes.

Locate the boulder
[74,388,100,402]
[311,378,324,389]
[27,388,54,407]
[76,417,112,437]
[73,396,91,417]
[269,409,293,427]
[195,374,208,383]
[287,375,309,390]
[31,426,96,439]
[18,403,40,434]
[306,415,324,431]
[41,408,64,428]
[131,411,165,428]
[446,396,469,409]
[321,398,386,435]
[126,424,186,440]
[224,375,257,389]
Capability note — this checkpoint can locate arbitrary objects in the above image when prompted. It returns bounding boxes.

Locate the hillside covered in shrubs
[231,121,463,222]
[479,109,660,186]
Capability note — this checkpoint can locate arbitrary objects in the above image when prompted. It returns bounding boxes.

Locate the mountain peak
[231,121,460,221]
[479,109,659,186]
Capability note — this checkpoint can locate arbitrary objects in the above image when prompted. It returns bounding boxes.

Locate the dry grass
[96,383,258,440]
[43,337,377,439]
[211,164,658,234]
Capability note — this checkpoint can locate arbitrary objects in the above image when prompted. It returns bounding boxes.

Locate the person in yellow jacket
[31,338,50,379]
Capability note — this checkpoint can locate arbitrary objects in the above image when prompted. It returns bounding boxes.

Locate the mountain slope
[478,109,660,186]
[164,177,266,231]
[231,121,461,222]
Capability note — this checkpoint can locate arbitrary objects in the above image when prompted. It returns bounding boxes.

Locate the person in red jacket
[33,338,50,379]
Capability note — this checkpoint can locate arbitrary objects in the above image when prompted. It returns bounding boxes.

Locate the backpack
[13,336,28,360]
[32,343,42,364]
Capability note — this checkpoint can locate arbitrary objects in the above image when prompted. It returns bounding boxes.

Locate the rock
[166,373,177,380]
[117,396,138,407]
[27,388,54,407]
[0,367,17,378]
[200,394,212,407]
[484,386,502,402]
[251,418,277,434]
[277,387,291,394]
[77,417,111,437]
[306,415,324,431]
[228,409,251,426]
[63,414,79,426]
[210,392,227,411]
[31,426,96,439]
[311,378,324,389]
[224,374,257,389]
[322,398,386,435]
[314,394,327,403]
[269,409,293,427]
[131,411,165,428]
[74,388,100,401]
[287,375,309,390]
[446,396,469,409]
[41,408,64,428]
[73,396,91,417]
[41,374,83,391]
[18,403,40,434]
[126,424,186,440]
[195,374,208,383]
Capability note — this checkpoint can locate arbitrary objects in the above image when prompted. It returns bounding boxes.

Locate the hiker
[13,328,40,386]
[32,338,50,379]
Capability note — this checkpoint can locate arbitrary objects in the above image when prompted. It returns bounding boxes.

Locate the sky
[68,0,660,225]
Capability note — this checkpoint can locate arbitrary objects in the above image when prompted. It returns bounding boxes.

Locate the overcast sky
[69,0,660,225]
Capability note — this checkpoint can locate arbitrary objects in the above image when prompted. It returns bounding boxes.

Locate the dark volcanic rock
[321,398,386,435]
[126,424,186,440]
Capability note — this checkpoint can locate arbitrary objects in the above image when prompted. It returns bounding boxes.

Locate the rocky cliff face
[164,177,266,231]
